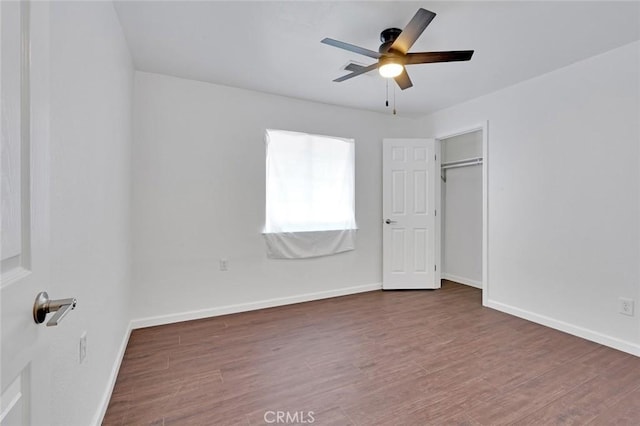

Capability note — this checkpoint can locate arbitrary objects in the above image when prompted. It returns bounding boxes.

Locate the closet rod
[441,156,483,170]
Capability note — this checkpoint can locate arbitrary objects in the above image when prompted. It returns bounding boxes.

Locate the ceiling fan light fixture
[378,58,403,78]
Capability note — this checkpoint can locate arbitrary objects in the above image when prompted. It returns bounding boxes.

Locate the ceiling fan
[321,8,474,90]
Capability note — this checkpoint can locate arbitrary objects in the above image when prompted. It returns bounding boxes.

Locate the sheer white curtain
[264,129,356,258]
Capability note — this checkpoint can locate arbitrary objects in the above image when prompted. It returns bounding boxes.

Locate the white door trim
[435,121,489,306]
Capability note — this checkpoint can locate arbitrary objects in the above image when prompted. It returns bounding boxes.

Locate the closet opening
[436,124,488,304]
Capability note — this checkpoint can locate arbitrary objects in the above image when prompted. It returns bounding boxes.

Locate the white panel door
[1,2,52,425]
[382,139,438,289]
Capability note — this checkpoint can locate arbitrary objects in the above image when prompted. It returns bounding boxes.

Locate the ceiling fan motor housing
[379,28,402,53]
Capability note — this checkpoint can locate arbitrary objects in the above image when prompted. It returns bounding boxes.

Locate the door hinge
[435,209,437,217]
[434,265,437,271]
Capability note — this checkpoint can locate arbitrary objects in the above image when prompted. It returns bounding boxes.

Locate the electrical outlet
[219,258,228,271]
[619,298,635,316]
[79,332,87,364]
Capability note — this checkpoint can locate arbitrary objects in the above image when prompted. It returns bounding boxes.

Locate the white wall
[424,41,640,353]
[441,131,483,287]
[131,71,422,324]
[49,2,133,425]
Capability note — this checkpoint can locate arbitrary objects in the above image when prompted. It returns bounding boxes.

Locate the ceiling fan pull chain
[385,80,389,107]
[393,85,397,115]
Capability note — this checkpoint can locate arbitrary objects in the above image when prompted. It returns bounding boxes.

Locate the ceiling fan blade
[333,63,378,82]
[344,63,365,72]
[390,8,436,54]
[394,68,413,90]
[405,50,474,64]
[321,38,381,59]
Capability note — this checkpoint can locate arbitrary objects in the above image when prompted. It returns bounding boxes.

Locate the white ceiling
[114,1,640,116]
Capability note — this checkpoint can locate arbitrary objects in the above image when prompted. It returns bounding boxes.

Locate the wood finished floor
[103,281,640,425]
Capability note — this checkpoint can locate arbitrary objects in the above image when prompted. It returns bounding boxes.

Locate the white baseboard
[441,273,482,289]
[131,283,382,329]
[92,321,132,426]
[486,299,640,357]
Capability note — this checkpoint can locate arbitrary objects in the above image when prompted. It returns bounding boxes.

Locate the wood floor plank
[588,386,640,425]
[520,355,640,425]
[466,352,602,424]
[104,281,640,425]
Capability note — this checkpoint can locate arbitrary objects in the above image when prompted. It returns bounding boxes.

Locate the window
[264,129,356,258]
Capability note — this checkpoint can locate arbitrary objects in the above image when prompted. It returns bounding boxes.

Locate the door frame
[435,121,489,306]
